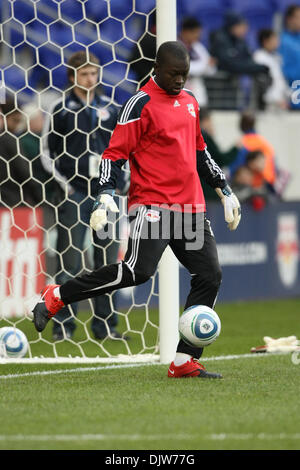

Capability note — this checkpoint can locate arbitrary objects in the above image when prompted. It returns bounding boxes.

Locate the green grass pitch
[0,298,300,450]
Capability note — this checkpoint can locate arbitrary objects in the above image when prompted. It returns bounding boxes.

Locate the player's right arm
[90,92,150,231]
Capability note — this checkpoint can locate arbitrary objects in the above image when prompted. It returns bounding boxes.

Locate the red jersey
[100,77,226,212]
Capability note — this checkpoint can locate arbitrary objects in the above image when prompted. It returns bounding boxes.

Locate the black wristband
[221,184,232,197]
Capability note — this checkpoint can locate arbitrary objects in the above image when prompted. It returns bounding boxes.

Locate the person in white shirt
[253,29,291,110]
[179,17,216,106]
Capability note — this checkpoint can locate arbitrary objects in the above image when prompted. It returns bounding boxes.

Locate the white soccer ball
[179,305,221,347]
[0,327,29,358]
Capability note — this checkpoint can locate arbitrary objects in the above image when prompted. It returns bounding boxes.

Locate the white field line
[0,351,289,380]
[0,433,192,442]
[0,362,153,380]
[0,432,300,443]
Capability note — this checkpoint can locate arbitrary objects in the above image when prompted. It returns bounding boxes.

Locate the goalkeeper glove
[215,185,241,231]
[90,191,119,231]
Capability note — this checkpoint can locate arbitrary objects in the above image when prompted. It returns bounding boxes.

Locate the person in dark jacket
[210,11,271,107]
[210,11,270,76]
[0,98,43,208]
[41,51,127,341]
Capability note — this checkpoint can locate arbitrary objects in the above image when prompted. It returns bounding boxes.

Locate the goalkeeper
[33,41,241,378]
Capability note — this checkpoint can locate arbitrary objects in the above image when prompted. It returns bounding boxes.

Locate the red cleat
[168,358,222,379]
[32,284,65,332]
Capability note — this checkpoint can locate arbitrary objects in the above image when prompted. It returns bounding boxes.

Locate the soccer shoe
[32,285,64,332]
[168,358,222,379]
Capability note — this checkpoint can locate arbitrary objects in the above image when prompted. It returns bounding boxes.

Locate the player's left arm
[196,110,241,231]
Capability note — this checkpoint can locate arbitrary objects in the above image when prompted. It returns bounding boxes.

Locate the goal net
[0,0,180,364]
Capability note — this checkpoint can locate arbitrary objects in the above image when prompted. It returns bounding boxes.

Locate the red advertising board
[0,207,45,318]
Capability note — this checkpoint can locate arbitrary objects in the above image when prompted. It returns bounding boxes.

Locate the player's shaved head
[154,41,190,95]
[156,41,189,66]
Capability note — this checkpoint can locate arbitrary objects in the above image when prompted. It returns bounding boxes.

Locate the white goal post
[156,0,180,364]
[0,0,180,364]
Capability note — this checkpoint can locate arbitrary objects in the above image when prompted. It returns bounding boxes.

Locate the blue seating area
[1,0,300,105]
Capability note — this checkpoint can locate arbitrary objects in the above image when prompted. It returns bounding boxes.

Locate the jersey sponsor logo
[145,209,160,223]
[173,100,180,107]
[187,103,196,117]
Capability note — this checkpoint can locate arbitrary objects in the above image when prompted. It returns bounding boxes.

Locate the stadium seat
[35,0,59,25]
[226,0,276,30]
[178,0,227,47]
[38,43,62,71]
[101,61,137,104]
[28,64,50,90]
[2,64,34,100]
[227,0,276,12]
[2,19,25,48]
[112,38,135,62]
[179,0,227,24]
[109,0,134,20]
[135,0,156,14]
[51,65,68,90]
[60,0,85,24]
[26,19,48,48]
[102,61,128,86]
[48,23,73,48]
[99,18,124,43]
[11,0,35,24]
[84,0,108,22]
[125,13,148,41]
[74,21,99,46]
[273,0,300,12]
[88,42,114,66]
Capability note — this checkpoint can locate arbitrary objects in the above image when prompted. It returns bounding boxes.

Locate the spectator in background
[229,110,290,200]
[253,29,290,110]
[246,150,275,193]
[129,11,156,88]
[229,110,277,189]
[41,51,126,342]
[210,11,271,107]
[279,5,300,110]
[199,108,239,200]
[179,17,216,106]
[231,161,270,211]
[0,97,42,207]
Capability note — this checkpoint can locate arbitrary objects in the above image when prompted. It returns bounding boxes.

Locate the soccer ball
[0,327,29,358]
[179,305,221,347]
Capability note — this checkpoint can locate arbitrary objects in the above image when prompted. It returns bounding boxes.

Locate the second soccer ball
[0,327,29,358]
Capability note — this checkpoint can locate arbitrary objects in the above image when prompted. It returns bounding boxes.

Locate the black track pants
[60,206,222,359]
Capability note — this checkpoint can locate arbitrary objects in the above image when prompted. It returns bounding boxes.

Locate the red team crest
[145,209,161,222]
[187,103,196,117]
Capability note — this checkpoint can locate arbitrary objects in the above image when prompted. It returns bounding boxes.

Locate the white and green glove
[215,185,241,231]
[90,192,119,231]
